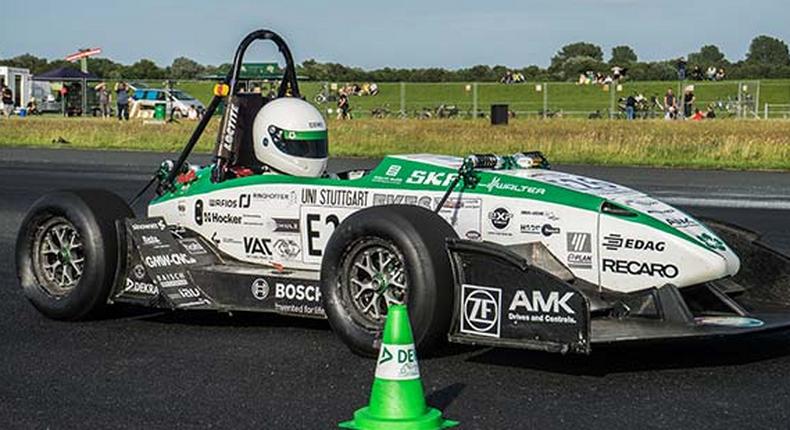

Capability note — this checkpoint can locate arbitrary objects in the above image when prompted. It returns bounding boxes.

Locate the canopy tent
[33,67,100,115]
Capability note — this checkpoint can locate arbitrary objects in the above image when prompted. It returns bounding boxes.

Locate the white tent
[0,66,32,108]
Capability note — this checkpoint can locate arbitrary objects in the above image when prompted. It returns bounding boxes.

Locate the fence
[304,80,776,120]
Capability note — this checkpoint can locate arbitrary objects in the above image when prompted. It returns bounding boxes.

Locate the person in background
[115,82,130,121]
[676,57,687,81]
[683,87,696,118]
[663,88,677,119]
[1,85,14,117]
[691,109,705,121]
[187,105,198,120]
[625,93,637,120]
[706,105,717,119]
[97,83,111,118]
[337,90,350,120]
[26,97,39,115]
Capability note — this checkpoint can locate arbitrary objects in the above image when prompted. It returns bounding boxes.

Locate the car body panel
[149,154,739,293]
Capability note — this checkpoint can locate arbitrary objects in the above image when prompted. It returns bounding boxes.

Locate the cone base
[339,406,458,430]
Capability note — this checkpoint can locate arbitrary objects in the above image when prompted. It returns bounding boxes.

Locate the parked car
[132,88,205,118]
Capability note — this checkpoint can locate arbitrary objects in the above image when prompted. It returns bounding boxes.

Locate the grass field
[166,79,790,118]
[2,117,788,170]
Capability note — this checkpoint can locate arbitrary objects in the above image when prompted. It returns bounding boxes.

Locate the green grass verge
[1,117,788,170]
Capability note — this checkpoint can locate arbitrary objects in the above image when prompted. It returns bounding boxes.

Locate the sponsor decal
[489,207,512,230]
[480,176,545,195]
[624,198,659,207]
[273,281,325,316]
[602,234,666,252]
[375,344,420,381]
[567,232,592,253]
[602,259,679,278]
[507,290,578,325]
[243,237,273,257]
[124,278,158,295]
[130,219,166,231]
[521,224,541,234]
[251,278,270,301]
[132,264,146,280]
[695,316,764,328]
[143,253,197,268]
[465,230,482,240]
[194,199,242,225]
[460,284,501,338]
[697,232,726,251]
[141,235,161,245]
[221,103,240,150]
[532,172,629,195]
[647,209,675,215]
[155,272,189,288]
[207,195,250,209]
[665,216,697,228]
[405,170,458,187]
[253,191,297,204]
[177,288,202,299]
[301,189,368,207]
[272,218,300,233]
[179,238,207,255]
[521,210,559,221]
[210,232,220,246]
[385,165,401,177]
[566,232,592,269]
[541,224,560,237]
[273,239,301,259]
[372,193,432,208]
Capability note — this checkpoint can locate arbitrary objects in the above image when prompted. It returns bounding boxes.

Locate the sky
[2,0,789,69]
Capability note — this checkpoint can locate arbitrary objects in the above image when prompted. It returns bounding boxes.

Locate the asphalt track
[1,148,790,429]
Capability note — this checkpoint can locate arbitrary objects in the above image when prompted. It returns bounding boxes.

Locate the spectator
[715,68,726,81]
[691,109,705,121]
[683,86,696,118]
[115,82,130,121]
[187,105,199,120]
[676,57,687,80]
[369,82,379,96]
[691,65,703,81]
[625,93,637,120]
[706,105,717,119]
[337,90,351,120]
[1,85,13,117]
[26,97,39,115]
[663,88,677,119]
[97,83,111,118]
[611,66,624,81]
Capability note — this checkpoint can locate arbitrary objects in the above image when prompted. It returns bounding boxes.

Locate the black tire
[16,190,133,320]
[321,205,458,357]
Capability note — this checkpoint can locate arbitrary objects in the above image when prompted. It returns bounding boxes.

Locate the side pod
[446,239,591,354]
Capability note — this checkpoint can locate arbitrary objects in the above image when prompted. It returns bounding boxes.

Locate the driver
[252,98,328,177]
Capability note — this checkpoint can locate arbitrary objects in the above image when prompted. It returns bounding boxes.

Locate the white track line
[662,197,790,210]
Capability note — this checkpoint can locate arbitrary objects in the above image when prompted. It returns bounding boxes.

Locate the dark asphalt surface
[1,148,790,429]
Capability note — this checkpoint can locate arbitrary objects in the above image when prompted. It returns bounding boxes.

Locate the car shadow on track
[466,331,790,376]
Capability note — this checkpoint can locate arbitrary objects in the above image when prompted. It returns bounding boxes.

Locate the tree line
[2,35,789,82]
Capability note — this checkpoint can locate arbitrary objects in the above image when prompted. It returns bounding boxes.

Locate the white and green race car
[16,30,790,356]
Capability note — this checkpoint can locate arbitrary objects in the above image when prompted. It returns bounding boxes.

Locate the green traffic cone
[339,305,458,430]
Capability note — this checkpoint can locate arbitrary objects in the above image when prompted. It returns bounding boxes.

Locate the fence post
[609,82,616,119]
[755,80,761,119]
[737,81,743,119]
[472,82,478,119]
[399,82,405,117]
[543,82,548,119]
[764,103,769,120]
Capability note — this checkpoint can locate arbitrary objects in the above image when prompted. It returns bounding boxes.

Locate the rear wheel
[321,205,457,357]
[16,190,133,320]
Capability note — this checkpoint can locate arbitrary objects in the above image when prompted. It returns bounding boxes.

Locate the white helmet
[252,98,328,177]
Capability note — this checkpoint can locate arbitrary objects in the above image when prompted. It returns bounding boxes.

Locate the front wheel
[320,205,458,357]
[16,190,133,320]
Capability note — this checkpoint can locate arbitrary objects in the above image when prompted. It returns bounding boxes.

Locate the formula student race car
[16,30,790,357]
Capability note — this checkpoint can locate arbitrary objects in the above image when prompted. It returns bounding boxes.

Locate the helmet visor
[269,126,328,159]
